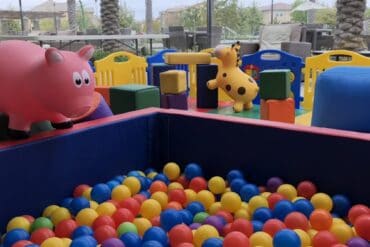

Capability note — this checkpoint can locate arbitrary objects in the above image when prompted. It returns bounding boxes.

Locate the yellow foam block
[165,52,211,65]
[160,70,187,94]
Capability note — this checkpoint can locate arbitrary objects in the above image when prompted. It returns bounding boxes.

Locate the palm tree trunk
[67,0,77,33]
[101,0,121,52]
[334,0,367,51]
[145,0,153,33]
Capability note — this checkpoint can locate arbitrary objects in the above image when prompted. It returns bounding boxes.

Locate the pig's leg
[7,114,31,139]
[50,114,73,129]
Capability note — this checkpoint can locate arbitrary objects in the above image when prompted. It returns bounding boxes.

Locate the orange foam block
[95,86,111,106]
[260,98,295,124]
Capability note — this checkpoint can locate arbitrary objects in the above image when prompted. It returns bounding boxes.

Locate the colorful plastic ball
[168,182,184,191]
[267,193,286,210]
[230,218,253,237]
[101,238,124,247]
[195,190,215,210]
[140,199,162,220]
[186,202,205,215]
[193,225,219,247]
[177,175,190,188]
[166,201,183,210]
[143,227,168,246]
[71,226,93,239]
[151,216,161,227]
[310,193,333,211]
[297,181,317,199]
[293,229,311,247]
[263,219,287,237]
[277,184,297,201]
[207,176,226,195]
[250,231,273,247]
[73,184,90,198]
[111,209,134,226]
[293,199,314,218]
[189,177,207,193]
[54,219,78,238]
[70,236,97,247]
[7,217,31,232]
[114,176,125,183]
[184,163,203,180]
[96,202,116,217]
[12,240,33,247]
[118,198,140,216]
[106,180,120,190]
[227,169,244,182]
[248,196,269,214]
[240,184,259,202]
[30,228,55,245]
[266,177,283,192]
[204,216,225,234]
[234,209,250,220]
[111,185,131,202]
[123,177,141,195]
[91,215,115,230]
[40,237,64,247]
[149,181,168,194]
[272,200,295,221]
[215,211,233,224]
[22,215,35,224]
[82,187,92,200]
[70,197,90,216]
[209,202,222,215]
[163,162,181,181]
[119,232,142,247]
[117,222,138,237]
[179,210,194,225]
[284,212,309,231]
[220,192,242,213]
[50,207,71,226]
[309,209,333,231]
[141,240,164,247]
[60,198,73,210]
[160,209,183,231]
[94,225,117,244]
[189,223,202,230]
[331,195,351,217]
[201,237,223,247]
[169,224,193,246]
[312,230,339,247]
[75,208,98,227]
[354,214,370,241]
[330,222,354,244]
[30,217,54,232]
[251,220,264,232]
[153,173,170,185]
[193,212,209,224]
[3,229,30,247]
[91,184,111,203]
[150,191,168,209]
[223,231,250,247]
[133,218,152,236]
[252,207,273,223]
[273,229,301,247]
[89,200,98,210]
[230,178,246,193]
[169,189,187,205]
[348,204,369,225]
[347,237,369,247]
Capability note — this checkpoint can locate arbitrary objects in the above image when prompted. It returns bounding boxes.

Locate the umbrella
[291,1,327,12]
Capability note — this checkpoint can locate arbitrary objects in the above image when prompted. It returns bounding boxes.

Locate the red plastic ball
[92,215,116,230]
[112,208,134,225]
[297,181,317,199]
[12,240,33,247]
[54,219,78,238]
[348,204,369,225]
[222,223,233,236]
[73,184,90,198]
[230,219,253,237]
[169,224,193,246]
[21,215,35,224]
[168,189,187,206]
[149,181,167,194]
[30,228,55,245]
[189,177,207,192]
[215,211,233,224]
[132,194,147,205]
[94,225,117,244]
[175,243,194,247]
[354,214,370,241]
[151,216,161,227]
[263,219,287,237]
[284,212,309,231]
[312,230,338,247]
[119,198,140,216]
[267,193,287,210]
[176,175,189,188]
[223,231,250,247]
[166,201,183,210]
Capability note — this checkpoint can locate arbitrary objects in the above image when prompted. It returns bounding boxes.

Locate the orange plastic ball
[284,212,309,231]
[310,209,333,231]
[149,181,168,194]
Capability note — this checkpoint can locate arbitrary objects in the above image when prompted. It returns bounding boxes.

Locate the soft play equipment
[151,64,177,87]
[161,92,188,110]
[197,64,218,108]
[0,40,95,138]
[312,67,370,132]
[261,98,295,124]
[160,70,187,94]
[207,42,259,112]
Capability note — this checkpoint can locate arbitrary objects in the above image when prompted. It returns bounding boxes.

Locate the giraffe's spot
[238,87,246,95]
[226,84,231,91]
[223,73,227,78]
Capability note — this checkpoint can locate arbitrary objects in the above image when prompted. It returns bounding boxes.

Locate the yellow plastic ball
[330,223,353,244]
[96,202,116,216]
[241,202,249,211]
[250,232,273,247]
[208,176,226,195]
[294,229,311,247]
[140,199,162,219]
[209,202,222,215]
[307,229,318,239]
[61,238,72,247]
[310,193,333,211]
[82,187,92,200]
[76,208,98,226]
[193,225,219,247]
[151,191,168,209]
[184,189,197,205]
[7,217,31,232]
[89,200,98,209]
[163,162,181,181]
[248,196,269,214]
[123,176,141,195]
[261,192,271,199]
[50,207,71,225]
[137,171,145,177]
[112,185,132,202]
[332,218,346,225]
[43,205,60,218]
[147,172,158,179]
[168,182,184,191]
[195,190,215,210]
[234,209,250,220]
[40,237,64,247]
[277,184,297,201]
[133,218,152,236]
[220,192,242,213]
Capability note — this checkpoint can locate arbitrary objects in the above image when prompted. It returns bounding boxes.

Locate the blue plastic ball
[70,197,90,216]
[293,199,314,218]
[106,180,120,190]
[273,229,301,247]
[179,209,193,225]
[240,184,259,201]
[139,177,151,191]
[72,226,94,239]
[184,163,202,180]
[332,194,351,217]
[140,191,151,199]
[227,169,244,182]
[160,209,183,231]
[186,202,205,215]
[113,175,124,183]
[71,236,97,247]
[251,220,264,232]
[143,227,168,246]
[230,178,246,193]
[153,173,170,185]
[202,237,223,247]
[127,171,141,177]
[4,229,29,247]
[60,197,73,210]
[120,232,142,247]
[273,200,295,221]
[91,183,111,203]
[253,207,273,223]
[141,240,164,247]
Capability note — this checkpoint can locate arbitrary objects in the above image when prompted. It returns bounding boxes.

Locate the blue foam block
[196,64,218,108]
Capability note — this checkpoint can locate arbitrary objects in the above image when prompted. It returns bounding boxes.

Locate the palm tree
[145,0,153,33]
[100,0,121,52]
[333,0,367,51]
[67,0,77,33]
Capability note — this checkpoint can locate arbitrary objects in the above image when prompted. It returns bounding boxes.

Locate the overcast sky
[0,0,337,21]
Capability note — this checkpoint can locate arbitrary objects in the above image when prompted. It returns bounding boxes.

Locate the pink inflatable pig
[0,40,95,138]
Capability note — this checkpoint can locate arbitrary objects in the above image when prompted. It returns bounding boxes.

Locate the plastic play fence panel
[241,50,305,109]
[301,50,370,110]
[94,51,147,86]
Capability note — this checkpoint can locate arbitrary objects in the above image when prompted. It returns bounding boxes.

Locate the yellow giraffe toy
[207,41,259,112]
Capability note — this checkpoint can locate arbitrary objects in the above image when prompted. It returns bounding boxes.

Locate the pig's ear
[45,48,64,64]
[77,45,94,61]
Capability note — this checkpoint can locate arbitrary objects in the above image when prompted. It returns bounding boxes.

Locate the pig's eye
[82,70,90,85]
[73,72,82,88]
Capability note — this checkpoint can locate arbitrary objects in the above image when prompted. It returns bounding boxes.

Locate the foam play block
[160,92,188,110]
[196,64,218,108]
[151,64,177,87]
[95,86,111,106]
[160,70,187,94]
[260,69,291,100]
[165,52,211,65]
[110,84,160,114]
[260,98,295,123]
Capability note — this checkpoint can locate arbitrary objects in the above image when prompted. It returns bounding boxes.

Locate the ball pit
[1,163,369,247]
